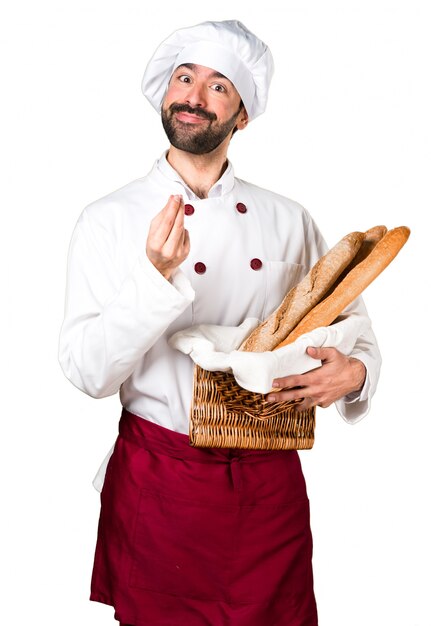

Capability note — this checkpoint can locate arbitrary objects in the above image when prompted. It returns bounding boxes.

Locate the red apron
[90,409,318,625]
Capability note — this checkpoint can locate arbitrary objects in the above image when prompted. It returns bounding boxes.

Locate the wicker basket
[190,365,315,450]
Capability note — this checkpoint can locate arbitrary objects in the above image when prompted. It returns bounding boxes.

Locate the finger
[272,366,322,390]
[174,228,190,265]
[306,346,337,362]
[164,197,186,251]
[294,388,336,409]
[296,396,335,410]
[267,386,308,403]
[272,374,304,390]
[182,228,190,255]
[164,195,184,242]
[151,195,183,246]
[151,194,180,226]
[161,193,183,217]
[293,397,316,411]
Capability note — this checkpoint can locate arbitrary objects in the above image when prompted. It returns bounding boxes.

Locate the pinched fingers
[146,195,190,279]
[164,195,188,252]
[149,194,184,246]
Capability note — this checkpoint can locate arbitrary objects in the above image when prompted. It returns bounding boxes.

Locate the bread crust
[274,226,410,349]
[322,225,387,299]
[239,231,365,352]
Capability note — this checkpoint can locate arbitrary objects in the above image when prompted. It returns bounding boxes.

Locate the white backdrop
[1,0,429,624]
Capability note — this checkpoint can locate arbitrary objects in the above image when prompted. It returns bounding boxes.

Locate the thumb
[306,346,333,361]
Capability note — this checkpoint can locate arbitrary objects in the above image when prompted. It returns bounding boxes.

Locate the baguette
[349,225,388,265]
[322,225,387,299]
[274,226,410,349]
[239,231,365,352]
[337,225,387,278]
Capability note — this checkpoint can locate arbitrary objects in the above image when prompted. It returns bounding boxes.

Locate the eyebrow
[175,63,230,82]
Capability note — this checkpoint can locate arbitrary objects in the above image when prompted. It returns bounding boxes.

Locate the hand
[146,195,190,280]
[266,346,366,411]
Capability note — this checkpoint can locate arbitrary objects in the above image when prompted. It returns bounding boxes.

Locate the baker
[59,20,381,626]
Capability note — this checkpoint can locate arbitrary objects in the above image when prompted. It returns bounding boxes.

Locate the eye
[178,74,192,84]
[211,83,227,93]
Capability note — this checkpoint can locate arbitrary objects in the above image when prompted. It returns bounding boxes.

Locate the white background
[1,0,430,624]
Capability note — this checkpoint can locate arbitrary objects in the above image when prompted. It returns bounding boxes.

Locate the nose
[185,81,207,109]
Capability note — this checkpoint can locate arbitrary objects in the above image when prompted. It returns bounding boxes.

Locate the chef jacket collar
[156,151,235,200]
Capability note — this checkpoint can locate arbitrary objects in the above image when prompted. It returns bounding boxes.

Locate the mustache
[168,103,217,122]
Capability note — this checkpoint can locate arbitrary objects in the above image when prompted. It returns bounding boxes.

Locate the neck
[166,142,230,199]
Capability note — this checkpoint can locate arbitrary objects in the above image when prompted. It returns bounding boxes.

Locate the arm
[266,213,381,422]
[267,296,381,421]
[58,195,193,398]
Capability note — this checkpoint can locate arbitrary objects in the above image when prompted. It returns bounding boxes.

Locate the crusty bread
[322,225,387,299]
[350,226,388,266]
[274,226,410,349]
[239,231,365,352]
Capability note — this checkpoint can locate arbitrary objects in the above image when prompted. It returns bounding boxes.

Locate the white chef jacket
[59,151,381,438]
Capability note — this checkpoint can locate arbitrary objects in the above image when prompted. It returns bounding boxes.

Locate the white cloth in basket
[168,313,371,394]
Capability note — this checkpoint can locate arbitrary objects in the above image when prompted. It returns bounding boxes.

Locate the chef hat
[141,20,274,121]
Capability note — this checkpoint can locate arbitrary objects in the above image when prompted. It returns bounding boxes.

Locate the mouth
[174,111,211,124]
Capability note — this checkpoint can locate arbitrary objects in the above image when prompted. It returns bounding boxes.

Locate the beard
[161,102,241,155]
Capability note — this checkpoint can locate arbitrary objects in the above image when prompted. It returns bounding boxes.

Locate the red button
[250,258,263,270]
[194,262,206,274]
[184,204,195,216]
[236,202,247,213]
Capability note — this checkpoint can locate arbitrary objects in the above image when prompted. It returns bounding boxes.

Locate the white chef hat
[141,20,274,121]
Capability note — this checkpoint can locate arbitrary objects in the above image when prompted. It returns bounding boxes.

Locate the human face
[161,63,248,155]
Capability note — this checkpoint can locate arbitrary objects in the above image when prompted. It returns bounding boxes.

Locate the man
[59,20,380,626]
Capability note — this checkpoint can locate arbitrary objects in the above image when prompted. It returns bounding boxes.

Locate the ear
[236,108,249,131]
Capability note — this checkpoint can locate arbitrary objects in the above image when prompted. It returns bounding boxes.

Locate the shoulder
[73,172,163,240]
[83,175,151,218]
[233,176,313,224]
[233,176,327,257]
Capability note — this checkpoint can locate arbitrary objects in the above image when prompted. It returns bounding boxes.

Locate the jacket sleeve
[58,207,195,398]
[303,211,382,424]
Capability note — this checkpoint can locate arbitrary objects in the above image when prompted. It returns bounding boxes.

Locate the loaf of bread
[239,231,365,352]
[319,225,387,302]
[275,226,410,349]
